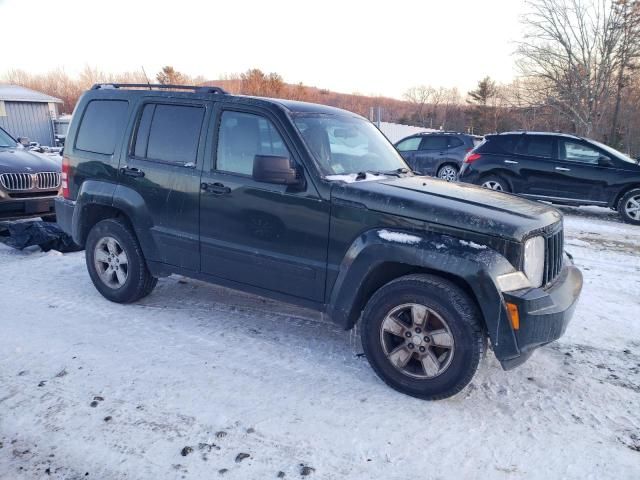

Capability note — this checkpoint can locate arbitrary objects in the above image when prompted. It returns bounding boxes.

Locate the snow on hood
[325,173,388,183]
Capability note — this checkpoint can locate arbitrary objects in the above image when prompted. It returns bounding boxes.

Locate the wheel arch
[73,180,160,262]
[326,229,521,361]
[436,161,461,175]
[611,183,640,209]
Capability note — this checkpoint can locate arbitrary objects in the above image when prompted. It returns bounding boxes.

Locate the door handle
[120,166,145,178]
[555,167,571,172]
[504,160,519,164]
[201,182,231,195]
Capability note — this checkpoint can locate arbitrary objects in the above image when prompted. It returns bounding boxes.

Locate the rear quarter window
[75,100,129,155]
[478,135,520,154]
[448,137,464,148]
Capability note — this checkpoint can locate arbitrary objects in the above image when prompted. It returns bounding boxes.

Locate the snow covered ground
[0,206,639,479]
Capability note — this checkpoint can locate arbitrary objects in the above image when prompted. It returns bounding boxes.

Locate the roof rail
[90,83,228,94]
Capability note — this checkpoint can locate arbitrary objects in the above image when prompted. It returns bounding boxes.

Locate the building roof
[0,84,63,104]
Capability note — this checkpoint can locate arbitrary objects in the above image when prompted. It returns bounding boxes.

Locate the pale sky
[1,0,526,98]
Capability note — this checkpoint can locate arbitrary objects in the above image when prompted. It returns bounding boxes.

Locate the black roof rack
[90,83,228,95]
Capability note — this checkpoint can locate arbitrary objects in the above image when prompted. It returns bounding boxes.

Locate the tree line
[2,0,638,155]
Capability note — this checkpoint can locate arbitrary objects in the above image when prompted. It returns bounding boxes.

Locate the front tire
[360,274,485,400]
[85,218,157,303]
[618,188,640,225]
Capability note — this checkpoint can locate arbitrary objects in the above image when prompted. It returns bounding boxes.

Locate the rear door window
[75,100,129,155]
[517,136,554,158]
[133,103,205,164]
[420,136,448,150]
[396,137,421,152]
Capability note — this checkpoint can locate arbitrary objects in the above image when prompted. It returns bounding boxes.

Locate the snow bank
[1,205,639,479]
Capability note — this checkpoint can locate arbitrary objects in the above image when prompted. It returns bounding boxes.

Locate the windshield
[589,139,638,164]
[293,114,409,177]
[0,128,16,148]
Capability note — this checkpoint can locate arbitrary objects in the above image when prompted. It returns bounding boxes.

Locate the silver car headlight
[523,236,545,288]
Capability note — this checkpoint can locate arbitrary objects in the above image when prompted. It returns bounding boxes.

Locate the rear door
[510,135,559,196]
[415,135,449,175]
[120,99,208,271]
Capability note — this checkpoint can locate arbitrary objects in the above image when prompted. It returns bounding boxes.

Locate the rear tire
[360,274,485,400]
[481,175,510,193]
[85,218,157,303]
[437,164,459,182]
[618,188,640,225]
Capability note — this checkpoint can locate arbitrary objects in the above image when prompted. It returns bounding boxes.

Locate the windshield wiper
[353,168,409,180]
[378,168,410,177]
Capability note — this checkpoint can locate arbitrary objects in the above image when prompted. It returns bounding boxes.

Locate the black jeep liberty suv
[56,84,583,400]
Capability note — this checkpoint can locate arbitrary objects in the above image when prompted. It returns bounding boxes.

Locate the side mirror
[253,155,302,186]
[598,155,613,167]
[17,137,30,147]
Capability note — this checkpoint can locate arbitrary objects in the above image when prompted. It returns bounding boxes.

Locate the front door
[199,106,330,302]
[120,99,208,271]
[549,138,613,204]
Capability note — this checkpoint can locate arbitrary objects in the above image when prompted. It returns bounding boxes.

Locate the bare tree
[609,0,640,145]
[516,0,623,137]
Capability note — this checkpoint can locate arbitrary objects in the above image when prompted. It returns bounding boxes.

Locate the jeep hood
[331,176,562,242]
[0,148,61,174]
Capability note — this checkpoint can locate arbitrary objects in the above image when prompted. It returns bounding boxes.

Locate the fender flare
[72,180,160,262]
[326,228,521,361]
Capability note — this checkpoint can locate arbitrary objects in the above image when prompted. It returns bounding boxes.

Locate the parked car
[394,132,483,181]
[459,131,640,224]
[0,126,60,221]
[56,84,582,400]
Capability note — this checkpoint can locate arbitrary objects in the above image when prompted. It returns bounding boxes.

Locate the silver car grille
[0,172,60,191]
[36,172,61,190]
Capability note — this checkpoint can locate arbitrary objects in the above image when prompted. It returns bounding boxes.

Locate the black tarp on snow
[0,221,82,253]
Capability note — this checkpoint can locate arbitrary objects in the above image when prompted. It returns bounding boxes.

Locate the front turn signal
[506,302,520,330]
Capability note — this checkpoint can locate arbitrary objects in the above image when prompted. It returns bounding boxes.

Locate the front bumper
[0,195,57,221]
[499,261,583,369]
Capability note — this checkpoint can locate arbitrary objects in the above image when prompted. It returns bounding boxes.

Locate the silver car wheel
[482,180,504,191]
[438,165,458,182]
[379,303,455,379]
[624,195,640,220]
[94,236,129,289]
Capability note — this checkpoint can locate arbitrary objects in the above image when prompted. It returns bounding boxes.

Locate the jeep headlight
[523,236,545,288]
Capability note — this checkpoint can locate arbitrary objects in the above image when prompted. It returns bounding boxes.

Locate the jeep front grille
[0,172,60,191]
[543,229,564,286]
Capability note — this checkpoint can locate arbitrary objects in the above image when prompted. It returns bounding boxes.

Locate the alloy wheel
[438,165,458,182]
[624,195,640,220]
[379,303,455,379]
[482,180,504,191]
[94,236,129,289]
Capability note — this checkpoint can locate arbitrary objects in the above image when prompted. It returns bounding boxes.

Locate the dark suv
[0,126,61,221]
[55,84,582,400]
[395,132,483,181]
[459,131,640,224]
